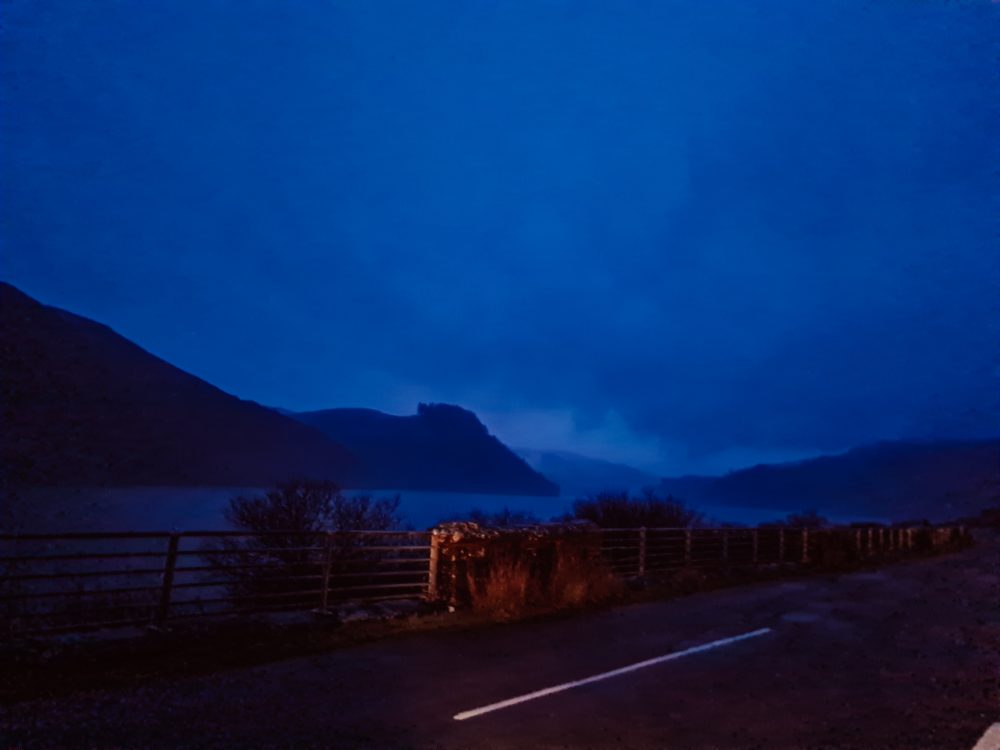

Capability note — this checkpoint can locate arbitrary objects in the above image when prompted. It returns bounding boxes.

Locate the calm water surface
[9,486,873,533]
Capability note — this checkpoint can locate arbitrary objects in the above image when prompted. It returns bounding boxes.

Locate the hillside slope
[659,439,999,522]
[0,283,357,487]
[292,405,559,496]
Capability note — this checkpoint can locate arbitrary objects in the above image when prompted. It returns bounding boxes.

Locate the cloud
[3,0,997,475]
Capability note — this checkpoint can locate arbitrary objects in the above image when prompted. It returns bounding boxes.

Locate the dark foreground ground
[2,533,998,750]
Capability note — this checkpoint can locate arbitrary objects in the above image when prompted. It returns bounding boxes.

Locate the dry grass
[465,544,621,618]
[549,548,621,609]
[466,555,533,618]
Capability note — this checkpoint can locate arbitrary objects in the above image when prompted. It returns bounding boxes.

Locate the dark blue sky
[3,0,998,474]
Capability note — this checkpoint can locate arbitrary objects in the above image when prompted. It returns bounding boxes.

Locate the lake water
[6,486,873,533]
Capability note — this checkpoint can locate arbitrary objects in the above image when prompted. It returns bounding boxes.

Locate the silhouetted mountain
[659,439,1000,522]
[0,283,357,487]
[517,449,659,498]
[292,405,559,496]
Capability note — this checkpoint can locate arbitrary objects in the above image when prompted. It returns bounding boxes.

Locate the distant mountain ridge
[0,282,358,487]
[517,449,659,498]
[291,405,559,496]
[659,439,999,522]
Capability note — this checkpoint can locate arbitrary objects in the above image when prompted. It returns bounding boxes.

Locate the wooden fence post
[867,528,874,556]
[752,529,759,565]
[855,529,862,557]
[778,528,785,564]
[684,529,692,566]
[318,532,334,613]
[638,527,647,576]
[427,530,441,600]
[449,550,458,608]
[156,533,180,626]
[801,528,809,564]
[721,530,729,565]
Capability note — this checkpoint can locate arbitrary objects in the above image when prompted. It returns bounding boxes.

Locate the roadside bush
[572,488,703,528]
[203,480,404,609]
[453,507,540,528]
[224,480,402,535]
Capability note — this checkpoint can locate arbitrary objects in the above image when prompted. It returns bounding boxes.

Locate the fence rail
[0,524,966,637]
[596,525,965,577]
[0,529,432,637]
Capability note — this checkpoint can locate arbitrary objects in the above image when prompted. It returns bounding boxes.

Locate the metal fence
[597,525,962,577]
[0,530,433,636]
[0,524,964,637]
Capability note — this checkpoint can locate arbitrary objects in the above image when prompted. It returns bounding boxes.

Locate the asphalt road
[3,535,998,750]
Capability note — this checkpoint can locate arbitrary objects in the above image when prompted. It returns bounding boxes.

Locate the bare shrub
[224,481,402,535]
[572,488,703,528]
[463,507,540,528]
[204,480,404,609]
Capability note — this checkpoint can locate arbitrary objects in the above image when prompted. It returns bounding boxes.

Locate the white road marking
[972,722,1000,750]
[453,627,773,721]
